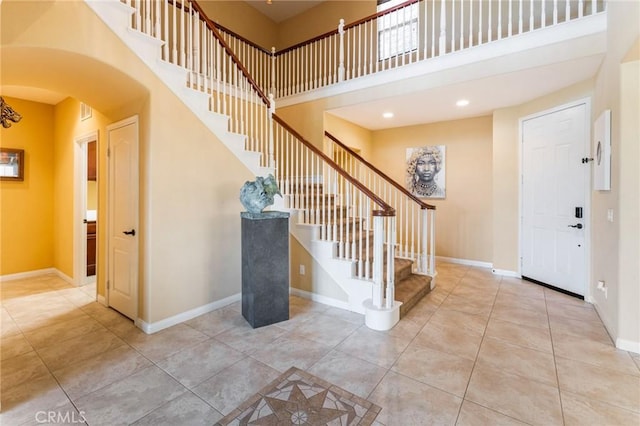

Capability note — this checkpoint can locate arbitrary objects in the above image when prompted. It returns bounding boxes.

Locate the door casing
[74,131,99,287]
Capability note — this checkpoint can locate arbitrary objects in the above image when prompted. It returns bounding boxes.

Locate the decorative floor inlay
[216,367,381,425]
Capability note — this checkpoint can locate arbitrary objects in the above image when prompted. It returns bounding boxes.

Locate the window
[377,0,419,60]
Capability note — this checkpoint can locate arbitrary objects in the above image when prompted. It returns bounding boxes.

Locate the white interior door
[107,116,139,320]
[521,102,589,296]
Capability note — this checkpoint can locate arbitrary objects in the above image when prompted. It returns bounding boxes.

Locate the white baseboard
[97,294,108,306]
[616,337,640,355]
[54,269,75,285]
[136,293,241,334]
[491,268,520,277]
[289,287,352,311]
[0,267,75,283]
[436,256,492,269]
[0,268,56,282]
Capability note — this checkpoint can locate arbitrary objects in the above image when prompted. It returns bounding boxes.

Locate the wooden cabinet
[86,221,96,276]
[87,141,97,181]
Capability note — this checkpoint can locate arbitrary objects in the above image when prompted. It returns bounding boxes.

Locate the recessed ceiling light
[456,99,470,107]
[382,112,394,118]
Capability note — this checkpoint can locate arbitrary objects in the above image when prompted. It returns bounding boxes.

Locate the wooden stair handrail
[187,0,271,108]
[325,131,435,210]
[274,115,395,217]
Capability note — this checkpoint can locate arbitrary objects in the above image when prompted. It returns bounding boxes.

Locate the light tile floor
[1,262,639,425]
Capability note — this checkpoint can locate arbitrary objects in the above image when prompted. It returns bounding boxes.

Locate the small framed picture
[0,148,25,181]
[406,145,446,198]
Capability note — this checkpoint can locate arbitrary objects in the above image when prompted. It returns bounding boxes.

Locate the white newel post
[439,0,447,55]
[270,47,276,97]
[338,19,345,82]
[372,215,384,308]
[268,94,275,169]
[385,216,396,309]
[429,209,436,274]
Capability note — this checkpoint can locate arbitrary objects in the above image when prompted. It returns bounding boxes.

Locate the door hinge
[107,280,110,290]
[107,147,111,157]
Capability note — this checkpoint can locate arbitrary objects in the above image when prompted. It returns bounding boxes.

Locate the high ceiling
[245,0,324,23]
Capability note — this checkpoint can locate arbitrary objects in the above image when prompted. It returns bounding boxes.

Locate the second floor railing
[215,0,606,99]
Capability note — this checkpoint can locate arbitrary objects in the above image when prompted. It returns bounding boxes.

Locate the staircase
[282,182,433,321]
[86,0,436,330]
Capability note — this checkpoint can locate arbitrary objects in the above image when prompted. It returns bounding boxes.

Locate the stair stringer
[85,0,270,178]
[283,209,374,315]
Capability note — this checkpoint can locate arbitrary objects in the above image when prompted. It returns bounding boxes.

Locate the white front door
[521,102,589,296]
[107,116,139,320]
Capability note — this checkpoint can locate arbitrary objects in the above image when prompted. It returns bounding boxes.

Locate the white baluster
[338,19,345,82]
[423,0,428,59]
[162,0,168,59]
[553,0,558,24]
[439,0,447,54]
[431,0,436,57]
[488,0,492,41]
[451,0,455,51]
[469,0,474,47]
[154,0,160,39]
[498,0,503,39]
[579,0,584,18]
[565,0,570,22]
[269,47,276,95]
[519,0,523,34]
[145,0,151,34]
[508,0,513,37]
[478,0,482,44]
[459,0,464,50]
[268,95,275,168]
[530,0,534,31]
[541,0,546,28]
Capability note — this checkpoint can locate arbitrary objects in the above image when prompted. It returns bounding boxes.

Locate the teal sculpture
[239,174,282,213]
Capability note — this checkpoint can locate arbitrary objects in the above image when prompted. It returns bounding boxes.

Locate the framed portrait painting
[406,145,445,198]
[0,148,24,181]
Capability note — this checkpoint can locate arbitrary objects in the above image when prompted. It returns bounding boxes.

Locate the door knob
[568,224,583,229]
[123,229,136,236]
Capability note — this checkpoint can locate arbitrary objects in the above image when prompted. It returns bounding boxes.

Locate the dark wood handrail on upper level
[274,115,395,217]
[325,131,435,211]
[188,0,271,108]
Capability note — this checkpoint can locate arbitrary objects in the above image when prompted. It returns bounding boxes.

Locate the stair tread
[395,274,432,318]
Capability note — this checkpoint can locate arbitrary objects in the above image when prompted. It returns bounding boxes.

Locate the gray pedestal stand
[241,211,290,328]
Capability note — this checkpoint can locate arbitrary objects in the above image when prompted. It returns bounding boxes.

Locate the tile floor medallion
[216,367,381,425]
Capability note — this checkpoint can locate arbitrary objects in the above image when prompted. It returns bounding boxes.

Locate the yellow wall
[617,57,639,348]
[276,1,376,49]
[590,1,640,347]
[324,112,373,159]
[371,116,494,263]
[290,237,348,302]
[2,0,253,325]
[200,1,278,50]
[0,97,55,275]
